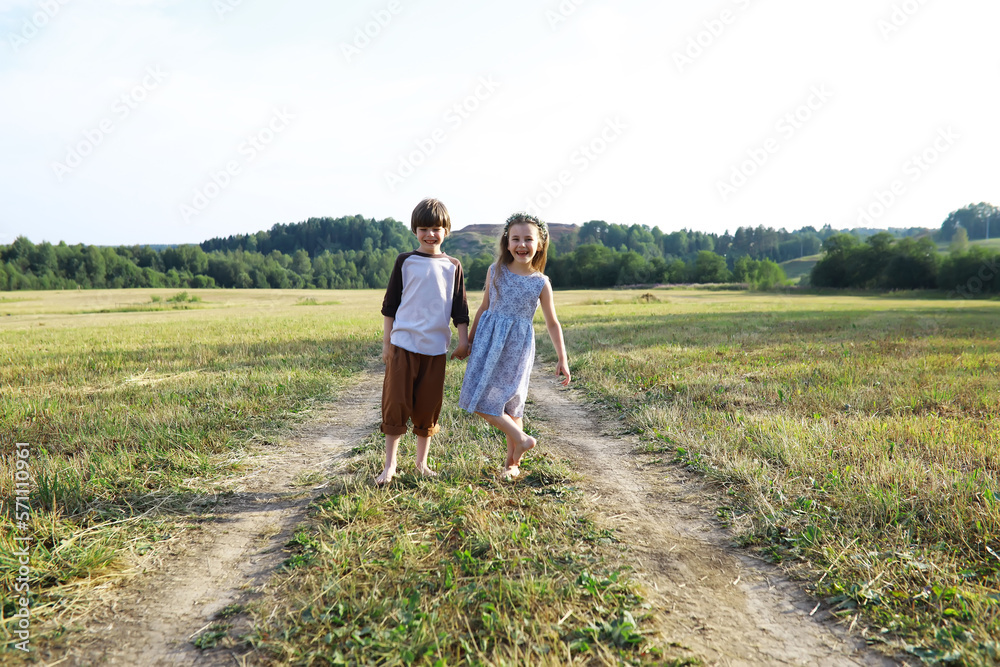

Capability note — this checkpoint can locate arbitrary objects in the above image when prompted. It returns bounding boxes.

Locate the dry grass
[246,365,700,666]
[0,289,380,652]
[542,288,1000,665]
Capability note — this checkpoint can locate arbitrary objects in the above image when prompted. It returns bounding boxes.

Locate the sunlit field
[2,287,999,664]
[0,289,381,651]
[543,288,1000,665]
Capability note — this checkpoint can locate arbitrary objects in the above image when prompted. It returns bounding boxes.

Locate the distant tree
[616,251,650,285]
[732,255,756,283]
[882,237,939,290]
[733,256,788,289]
[663,258,687,284]
[939,246,1000,295]
[950,227,969,254]
[578,220,610,246]
[810,234,860,288]
[662,229,689,257]
[938,202,1000,241]
[690,251,730,283]
[812,233,941,290]
[291,249,312,281]
[465,253,493,291]
[573,244,620,287]
[2,236,34,272]
[751,259,787,290]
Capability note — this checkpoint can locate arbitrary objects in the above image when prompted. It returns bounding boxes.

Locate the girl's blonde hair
[492,213,549,295]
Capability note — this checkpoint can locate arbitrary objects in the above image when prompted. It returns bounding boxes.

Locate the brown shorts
[380,345,447,437]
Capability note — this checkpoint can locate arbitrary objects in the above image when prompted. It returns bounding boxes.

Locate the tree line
[0,215,806,291]
[0,217,802,291]
[1,203,996,293]
[808,202,1000,293]
[0,216,411,291]
[810,232,999,294]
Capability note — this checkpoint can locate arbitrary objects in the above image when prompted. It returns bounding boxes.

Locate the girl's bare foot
[501,465,520,480]
[374,466,396,486]
[415,465,438,478]
[511,435,536,467]
[504,442,517,469]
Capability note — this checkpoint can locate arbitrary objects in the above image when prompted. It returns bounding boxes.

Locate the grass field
[544,289,1000,665]
[778,253,822,284]
[0,289,692,665]
[935,238,1000,253]
[0,289,381,655]
[2,287,1000,664]
[971,238,1000,251]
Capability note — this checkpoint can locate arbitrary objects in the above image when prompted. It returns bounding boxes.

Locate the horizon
[2,1,998,247]
[2,213,959,249]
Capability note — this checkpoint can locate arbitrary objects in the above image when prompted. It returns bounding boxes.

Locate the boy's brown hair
[411,198,451,234]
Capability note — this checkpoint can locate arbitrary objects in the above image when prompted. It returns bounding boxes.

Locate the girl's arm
[538,279,570,386]
[468,265,492,347]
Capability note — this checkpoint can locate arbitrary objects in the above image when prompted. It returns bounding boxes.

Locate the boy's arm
[451,322,469,360]
[450,258,472,360]
[382,315,394,364]
[538,280,570,385]
[381,254,406,364]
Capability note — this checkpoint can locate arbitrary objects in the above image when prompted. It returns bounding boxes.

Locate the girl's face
[507,223,540,266]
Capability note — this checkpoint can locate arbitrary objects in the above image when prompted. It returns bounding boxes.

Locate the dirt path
[47,371,383,667]
[527,369,906,667]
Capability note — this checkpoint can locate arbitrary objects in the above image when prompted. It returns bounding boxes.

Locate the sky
[1,0,998,246]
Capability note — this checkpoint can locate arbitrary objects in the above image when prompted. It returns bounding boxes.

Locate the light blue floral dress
[459,264,547,418]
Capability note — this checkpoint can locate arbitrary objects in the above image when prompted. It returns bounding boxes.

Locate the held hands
[555,360,571,386]
[451,340,470,361]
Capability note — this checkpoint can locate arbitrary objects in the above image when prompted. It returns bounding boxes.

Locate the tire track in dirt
[48,370,383,667]
[527,370,907,667]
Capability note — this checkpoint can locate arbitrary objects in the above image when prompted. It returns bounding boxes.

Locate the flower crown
[503,212,548,242]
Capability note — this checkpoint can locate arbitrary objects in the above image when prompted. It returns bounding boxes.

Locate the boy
[376,198,470,485]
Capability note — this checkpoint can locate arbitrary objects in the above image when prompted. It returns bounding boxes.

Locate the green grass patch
[295,297,341,306]
[779,254,822,284]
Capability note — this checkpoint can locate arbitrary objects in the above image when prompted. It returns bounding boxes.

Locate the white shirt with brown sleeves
[381,250,470,357]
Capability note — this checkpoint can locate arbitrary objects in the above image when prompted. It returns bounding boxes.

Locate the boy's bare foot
[415,465,438,478]
[501,465,520,480]
[374,466,396,486]
[511,435,536,467]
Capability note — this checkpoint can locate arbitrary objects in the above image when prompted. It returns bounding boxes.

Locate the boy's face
[415,226,448,254]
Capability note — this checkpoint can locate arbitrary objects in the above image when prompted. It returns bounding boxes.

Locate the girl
[458,213,570,479]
